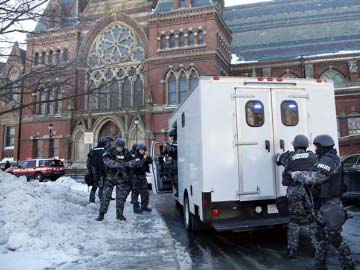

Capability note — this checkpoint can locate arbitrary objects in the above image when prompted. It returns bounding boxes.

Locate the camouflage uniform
[99,147,133,219]
[293,149,354,270]
[131,153,153,212]
[277,149,317,255]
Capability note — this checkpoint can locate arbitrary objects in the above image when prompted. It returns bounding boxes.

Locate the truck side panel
[200,81,240,203]
[171,85,204,215]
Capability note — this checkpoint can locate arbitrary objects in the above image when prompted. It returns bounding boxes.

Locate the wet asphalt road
[153,193,360,270]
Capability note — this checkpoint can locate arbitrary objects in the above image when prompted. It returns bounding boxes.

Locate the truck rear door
[271,88,308,196]
[234,87,308,201]
[234,88,276,201]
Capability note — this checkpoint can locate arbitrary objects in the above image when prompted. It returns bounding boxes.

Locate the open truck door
[150,141,174,194]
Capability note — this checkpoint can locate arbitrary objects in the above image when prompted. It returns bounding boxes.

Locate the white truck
[150,76,338,232]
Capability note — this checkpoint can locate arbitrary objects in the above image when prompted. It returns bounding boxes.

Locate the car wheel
[34,172,43,182]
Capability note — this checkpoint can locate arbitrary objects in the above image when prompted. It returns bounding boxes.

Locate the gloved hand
[117,165,126,171]
[291,171,304,183]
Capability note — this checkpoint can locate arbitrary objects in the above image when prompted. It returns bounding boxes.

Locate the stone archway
[72,129,87,166]
[99,121,122,139]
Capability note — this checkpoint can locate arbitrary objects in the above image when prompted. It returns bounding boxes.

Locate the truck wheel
[183,196,193,231]
[34,172,43,182]
[175,200,182,209]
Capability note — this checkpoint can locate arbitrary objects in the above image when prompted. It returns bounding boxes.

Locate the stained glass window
[168,73,177,105]
[134,76,144,106]
[179,72,187,103]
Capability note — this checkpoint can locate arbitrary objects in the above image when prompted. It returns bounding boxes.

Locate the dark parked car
[342,154,360,199]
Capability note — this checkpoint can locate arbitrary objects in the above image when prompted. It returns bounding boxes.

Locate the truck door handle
[280,139,285,152]
[265,140,270,152]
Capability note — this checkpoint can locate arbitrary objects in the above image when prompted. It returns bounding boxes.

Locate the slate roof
[34,0,89,33]
[225,0,360,62]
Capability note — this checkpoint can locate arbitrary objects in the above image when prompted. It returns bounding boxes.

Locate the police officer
[276,135,317,258]
[97,138,133,221]
[87,137,107,203]
[131,144,153,213]
[104,136,114,150]
[292,135,355,270]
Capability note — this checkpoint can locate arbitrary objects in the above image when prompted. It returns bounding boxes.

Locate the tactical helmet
[169,129,177,139]
[136,143,147,152]
[98,136,108,147]
[132,144,138,152]
[105,136,114,143]
[114,138,126,147]
[292,135,309,149]
[313,135,335,147]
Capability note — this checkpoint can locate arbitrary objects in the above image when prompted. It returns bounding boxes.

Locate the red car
[6,158,65,181]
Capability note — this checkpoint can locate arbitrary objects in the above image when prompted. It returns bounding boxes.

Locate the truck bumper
[211,216,289,232]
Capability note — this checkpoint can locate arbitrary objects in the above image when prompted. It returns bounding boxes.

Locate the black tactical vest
[316,150,342,201]
[283,150,317,186]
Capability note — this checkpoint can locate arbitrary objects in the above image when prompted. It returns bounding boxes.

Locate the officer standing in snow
[87,137,107,203]
[292,135,355,270]
[97,138,133,221]
[131,144,153,213]
[276,135,317,258]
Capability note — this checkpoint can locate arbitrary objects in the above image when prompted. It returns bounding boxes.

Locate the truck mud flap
[211,217,289,232]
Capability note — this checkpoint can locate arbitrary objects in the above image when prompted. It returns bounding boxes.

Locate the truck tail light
[212,209,221,217]
[213,76,220,81]
[267,77,273,82]
[257,77,264,81]
[202,199,209,207]
[276,77,283,82]
[316,79,323,83]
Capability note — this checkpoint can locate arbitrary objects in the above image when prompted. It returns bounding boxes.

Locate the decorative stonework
[348,60,358,73]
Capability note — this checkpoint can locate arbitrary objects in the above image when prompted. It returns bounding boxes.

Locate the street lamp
[48,123,54,158]
[134,117,140,144]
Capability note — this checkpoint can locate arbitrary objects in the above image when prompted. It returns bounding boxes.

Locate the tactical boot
[116,215,127,221]
[142,206,152,212]
[287,249,296,258]
[96,213,104,221]
[133,203,143,214]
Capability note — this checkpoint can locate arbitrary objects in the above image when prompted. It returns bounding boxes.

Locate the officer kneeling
[276,135,317,258]
[131,144,153,213]
[97,138,133,222]
[292,135,355,270]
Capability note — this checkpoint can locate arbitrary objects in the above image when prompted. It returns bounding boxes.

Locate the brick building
[1,0,360,166]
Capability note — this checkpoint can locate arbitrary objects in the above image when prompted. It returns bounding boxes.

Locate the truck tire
[34,172,43,182]
[183,196,193,231]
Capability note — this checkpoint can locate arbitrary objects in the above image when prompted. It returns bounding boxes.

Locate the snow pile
[0,171,179,270]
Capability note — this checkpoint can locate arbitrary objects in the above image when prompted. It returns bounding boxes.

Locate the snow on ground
[0,171,180,270]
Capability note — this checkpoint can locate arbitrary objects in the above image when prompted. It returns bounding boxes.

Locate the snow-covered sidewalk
[0,171,180,270]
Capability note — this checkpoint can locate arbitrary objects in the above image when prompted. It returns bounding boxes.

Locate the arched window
[179,0,185,8]
[179,71,187,103]
[179,32,185,47]
[189,70,199,92]
[99,83,108,109]
[110,80,120,109]
[188,32,195,46]
[54,85,61,114]
[55,49,61,64]
[34,52,39,66]
[41,52,46,65]
[48,50,53,64]
[198,31,204,45]
[168,73,177,105]
[282,72,297,78]
[320,70,346,87]
[88,82,97,110]
[134,76,144,106]
[122,78,132,107]
[63,48,69,62]
[170,34,176,48]
[161,35,167,49]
